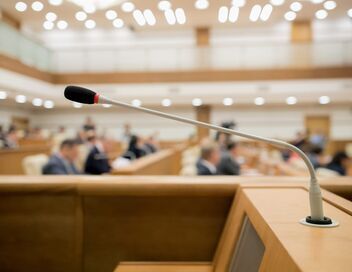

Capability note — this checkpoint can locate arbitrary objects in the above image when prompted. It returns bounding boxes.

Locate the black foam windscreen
[64,86,97,104]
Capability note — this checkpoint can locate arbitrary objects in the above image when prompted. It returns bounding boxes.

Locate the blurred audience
[83,116,96,132]
[196,141,220,175]
[143,135,159,154]
[121,123,132,145]
[122,135,146,160]
[42,139,80,175]
[325,151,350,176]
[217,141,240,175]
[310,129,327,150]
[3,127,19,149]
[84,136,113,175]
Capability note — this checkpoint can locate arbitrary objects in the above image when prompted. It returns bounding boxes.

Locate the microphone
[64,85,338,228]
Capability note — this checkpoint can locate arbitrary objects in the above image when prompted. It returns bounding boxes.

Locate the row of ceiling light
[0,91,54,109]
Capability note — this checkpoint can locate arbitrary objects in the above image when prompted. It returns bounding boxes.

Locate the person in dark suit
[122,135,146,160]
[196,141,220,175]
[43,139,80,175]
[325,151,350,176]
[84,137,112,175]
[217,141,240,175]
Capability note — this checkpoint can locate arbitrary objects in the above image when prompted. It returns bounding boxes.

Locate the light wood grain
[115,262,213,272]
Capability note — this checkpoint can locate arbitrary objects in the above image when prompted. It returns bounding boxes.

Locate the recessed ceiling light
[348,9,352,18]
[102,104,112,108]
[249,5,262,22]
[32,1,44,12]
[15,2,27,12]
[192,98,202,107]
[290,2,302,12]
[75,11,87,21]
[315,9,328,20]
[223,98,233,106]
[270,0,285,6]
[319,96,330,104]
[286,96,297,105]
[218,6,228,23]
[175,8,186,24]
[158,1,171,11]
[57,20,68,30]
[311,0,324,4]
[45,12,57,22]
[49,0,63,6]
[164,9,176,25]
[260,4,273,21]
[73,102,82,108]
[231,0,246,8]
[44,100,54,109]
[228,6,239,23]
[113,18,124,28]
[323,1,336,10]
[143,9,156,26]
[32,98,43,107]
[85,19,96,29]
[131,99,142,107]
[43,21,54,30]
[106,10,117,20]
[195,0,209,10]
[284,11,296,21]
[122,2,135,13]
[254,97,265,106]
[15,95,26,104]
[161,98,172,107]
[133,10,146,26]
[0,91,7,100]
[83,3,96,14]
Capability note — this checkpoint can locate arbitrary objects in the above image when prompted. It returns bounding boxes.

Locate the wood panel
[196,105,211,140]
[115,262,212,272]
[196,27,210,47]
[291,21,312,43]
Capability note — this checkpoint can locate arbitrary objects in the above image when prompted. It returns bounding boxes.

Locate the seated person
[84,137,112,175]
[143,135,158,154]
[42,139,80,175]
[196,141,220,175]
[122,135,146,160]
[3,127,19,149]
[217,141,240,175]
[325,151,350,176]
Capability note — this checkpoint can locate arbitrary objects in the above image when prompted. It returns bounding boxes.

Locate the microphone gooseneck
[64,85,338,227]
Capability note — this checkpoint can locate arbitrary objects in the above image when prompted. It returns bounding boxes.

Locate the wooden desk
[0,145,51,174]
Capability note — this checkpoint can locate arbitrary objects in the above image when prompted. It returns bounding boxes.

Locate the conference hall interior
[0,1,351,272]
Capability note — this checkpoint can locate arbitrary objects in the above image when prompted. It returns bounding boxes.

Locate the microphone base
[299,216,339,228]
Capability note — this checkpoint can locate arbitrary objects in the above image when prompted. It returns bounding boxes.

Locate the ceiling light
[315,9,328,20]
[144,9,156,26]
[254,97,265,106]
[223,98,233,106]
[49,0,63,6]
[284,11,296,21]
[232,0,246,8]
[319,96,330,104]
[348,9,352,18]
[85,19,96,29]
[32,98,43,107]
[290,2,302,12]
[164,9,176,25]
[323,1,336,10]
[57,20,68,30]
[113,18,124,28]
[75,11,87,21]
[32,1,44,12]
[286,96,297,105]
[195,0,209,10]
[192,98,202,107]
[83,3,96,14]
[44,100,54,109]
[229,6,239,23]
[175,8,186,24]
[218,6,228,23]
[311,0,324,4]
[122,2,135,12]
[133,10,146,26]
[73,102,82,108]
[43,21,54,30]
[106,10,117,20]
[131,99,142,107]
[15,2,27,12]
[249,5,262,22]
[161,98,172,107]
[15,95,26,104]
[102,104,112,108]
[158,1,171,11]
[0,91,7,100]
[45,12,57,22]
[260,4,273,21]
[270,0,284,6]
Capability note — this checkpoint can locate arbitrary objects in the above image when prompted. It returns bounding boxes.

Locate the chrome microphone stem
[99,95,324,221]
